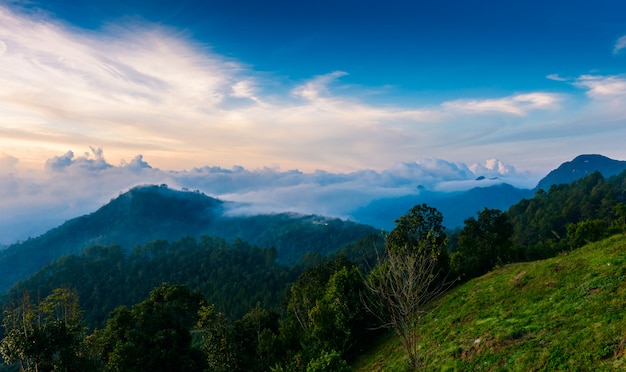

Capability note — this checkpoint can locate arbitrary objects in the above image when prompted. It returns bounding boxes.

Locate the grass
[352,234,626,371]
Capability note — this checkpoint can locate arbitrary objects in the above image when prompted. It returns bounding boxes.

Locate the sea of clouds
[0,148,539,245]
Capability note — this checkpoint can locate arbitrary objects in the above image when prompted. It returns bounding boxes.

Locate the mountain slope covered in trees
[536,154,626,191]
[0,185,379,293]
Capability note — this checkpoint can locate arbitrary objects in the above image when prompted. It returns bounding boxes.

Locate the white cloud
[292,71,348,101]
[546,73,567,82]
[0,153,18,173]
[231,80,261,103]
[0,6,465,172]
[573,74,626,97]
[614,35,626,54]
[470,159,514,176]
[442,92,561,116]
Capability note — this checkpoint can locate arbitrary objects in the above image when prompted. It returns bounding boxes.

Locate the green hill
[353,234,626,371]
[0,185,379,293]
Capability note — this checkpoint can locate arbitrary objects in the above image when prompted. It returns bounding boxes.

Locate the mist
[0,148,538,245]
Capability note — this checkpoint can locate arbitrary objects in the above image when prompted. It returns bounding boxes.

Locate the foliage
[4,169,626,371]
[451,208,514,280]
[385,204,447,255]
[1,288,89,371]
[93,284,206,371]
[566,219,608,249]
[4,236,295,329]
[508,171,626,259]
[305,350,351,372]
[281,257,371,368]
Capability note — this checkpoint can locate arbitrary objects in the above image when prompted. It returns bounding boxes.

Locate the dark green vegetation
[5,237,295,329]
[507,170,626,261]
[0,185,379,293]
[2,159,626,371]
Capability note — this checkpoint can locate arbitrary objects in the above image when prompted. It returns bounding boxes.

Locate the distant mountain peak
[536,154,626,190]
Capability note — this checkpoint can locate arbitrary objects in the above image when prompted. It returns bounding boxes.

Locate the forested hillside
[536,154,626,191]
[0,185,379,293]
[508,170,626,260]
[4,237,295,329]
[1,232,385,327]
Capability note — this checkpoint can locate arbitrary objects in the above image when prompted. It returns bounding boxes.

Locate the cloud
[292,71,348,101]
[470,159,514,177]
[0,153,18,173]
[0,6,454,172]
[573,74,626,97]
[0,148,530,244]
[45,147,111,171]
[546,73,568,82]
[442,93,561,116]
[614,35,626,54]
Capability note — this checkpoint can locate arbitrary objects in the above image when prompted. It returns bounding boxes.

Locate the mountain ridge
[536,154,626,190]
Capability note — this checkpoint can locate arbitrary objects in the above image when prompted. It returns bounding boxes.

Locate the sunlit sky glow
[1,0,626,243]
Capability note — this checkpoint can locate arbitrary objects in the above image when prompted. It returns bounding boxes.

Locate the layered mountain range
[0,154,625,295]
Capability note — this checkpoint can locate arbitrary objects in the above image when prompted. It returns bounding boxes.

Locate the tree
[1,288,88,372]
[451,208,513,280]
[385,204,447,255]
[230,306,282,371]
[196,305,238,372]
[96,283,206,371]
[308,265,367,354]
[566,219,607,249]
[363,205,453,369]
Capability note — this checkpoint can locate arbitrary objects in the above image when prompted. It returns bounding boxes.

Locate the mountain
[353,234,626,370]
[536,154,626,191]
[352,183,533,230]
[0,185,379,294]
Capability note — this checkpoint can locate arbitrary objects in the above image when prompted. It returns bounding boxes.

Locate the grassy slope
[353,234,626,371]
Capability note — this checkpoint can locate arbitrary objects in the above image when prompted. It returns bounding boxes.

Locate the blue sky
[1,0,626,242]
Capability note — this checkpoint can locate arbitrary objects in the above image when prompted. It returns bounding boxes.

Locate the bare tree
[362,205,453,369]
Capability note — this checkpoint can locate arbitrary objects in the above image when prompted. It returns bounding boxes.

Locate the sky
[1,0,626,243]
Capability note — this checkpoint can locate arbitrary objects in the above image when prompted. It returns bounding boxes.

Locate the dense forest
[1,170,626,371]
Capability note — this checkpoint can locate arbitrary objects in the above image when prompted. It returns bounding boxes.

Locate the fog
[0,149,538,245]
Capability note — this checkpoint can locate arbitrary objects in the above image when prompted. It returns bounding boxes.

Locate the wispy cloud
[0,6,451,172]
[573,74,626,97]
[292,71,348,101]
[614,35,626,54]
[546,73,568,82]
[442,93,562,116]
